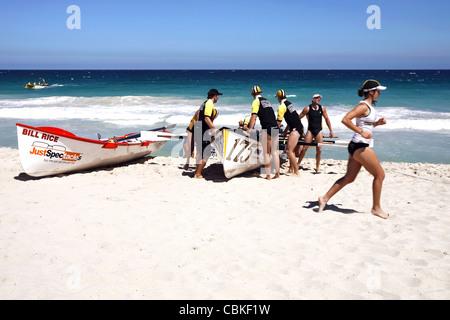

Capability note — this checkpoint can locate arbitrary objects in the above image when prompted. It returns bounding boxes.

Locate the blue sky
[1,0,449,69]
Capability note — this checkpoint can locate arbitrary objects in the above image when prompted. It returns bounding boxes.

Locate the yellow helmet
[251,86,261,94]
[212,109,218,120]
[275,89,286,99]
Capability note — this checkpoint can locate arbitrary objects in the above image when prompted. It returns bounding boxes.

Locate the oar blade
[140,131,187,141]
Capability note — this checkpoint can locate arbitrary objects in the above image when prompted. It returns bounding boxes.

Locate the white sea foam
[1,96,449,131]
[325,106,450,131]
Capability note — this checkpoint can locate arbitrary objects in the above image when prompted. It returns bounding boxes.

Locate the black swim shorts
[292,125,304,138]
[348,141,369,156]
[309,127,322,137]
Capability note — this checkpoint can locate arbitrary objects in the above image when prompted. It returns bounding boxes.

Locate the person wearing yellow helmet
[275,89,304,176]
[238,115,251,131]
[248,85,280,180]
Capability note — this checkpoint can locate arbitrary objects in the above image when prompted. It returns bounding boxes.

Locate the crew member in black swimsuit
[297,94,334,173]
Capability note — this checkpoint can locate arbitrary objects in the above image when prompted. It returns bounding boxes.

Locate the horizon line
[1,68,449,71]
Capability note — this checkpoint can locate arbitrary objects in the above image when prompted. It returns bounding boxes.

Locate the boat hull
[212,129,264,178]
[16,123,167,177]
[25,84,49,89]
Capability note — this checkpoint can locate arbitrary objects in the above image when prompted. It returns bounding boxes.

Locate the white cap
[312,94,322,99]
[361,80,387,92]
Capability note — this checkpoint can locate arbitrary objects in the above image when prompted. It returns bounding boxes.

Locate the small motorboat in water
[26,79,50,89]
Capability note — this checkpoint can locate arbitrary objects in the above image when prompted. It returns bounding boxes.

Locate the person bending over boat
[275,89,304,176]
[318,80,388,219]
[194,89,222,178]
[238,115,251,131]
[248,86,280,180]
[297,94,334,173]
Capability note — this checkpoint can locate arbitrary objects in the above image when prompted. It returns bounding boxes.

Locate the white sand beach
[0,147,449,299]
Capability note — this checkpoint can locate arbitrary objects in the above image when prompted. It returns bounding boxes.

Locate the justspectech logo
[29,142,83,162]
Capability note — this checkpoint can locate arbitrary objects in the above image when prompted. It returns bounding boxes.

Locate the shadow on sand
[180,162,265,183]
[303,200,360,214]
[14,156,156,181]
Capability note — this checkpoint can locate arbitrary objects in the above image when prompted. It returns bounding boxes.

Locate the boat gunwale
[16,123,160,147]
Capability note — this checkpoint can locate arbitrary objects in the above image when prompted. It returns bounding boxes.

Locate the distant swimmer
[297,94,334,173]
[318,80,389,219]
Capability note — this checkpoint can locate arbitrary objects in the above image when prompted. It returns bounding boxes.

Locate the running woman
[318,80,388,219]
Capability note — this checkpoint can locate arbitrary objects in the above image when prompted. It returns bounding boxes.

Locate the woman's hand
[360,131,373,139]
[375,118,387,127]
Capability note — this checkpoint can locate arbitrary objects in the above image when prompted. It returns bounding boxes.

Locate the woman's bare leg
[318,155,362,212]
[286,131,300,175]
[314,131,324,172]
[297,131,312,168]
[353,148,388,219]
[271,133,280,179]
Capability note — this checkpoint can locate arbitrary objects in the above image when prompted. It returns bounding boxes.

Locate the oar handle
[116,124,176,141]
[295,139,350,147]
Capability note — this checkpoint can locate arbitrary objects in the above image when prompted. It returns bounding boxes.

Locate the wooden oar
[140,131,187,141]
[115,124,177,142]
[298,139,350,147]
[279,136,340,145]
[298,139,374,148]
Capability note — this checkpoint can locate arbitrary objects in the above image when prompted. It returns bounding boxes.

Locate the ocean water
[1,70,449,164]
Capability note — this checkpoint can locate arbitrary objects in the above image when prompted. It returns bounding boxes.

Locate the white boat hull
[16,123,167,177]
[212,129,264,178]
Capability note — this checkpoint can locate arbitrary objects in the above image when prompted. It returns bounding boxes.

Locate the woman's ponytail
[358,88,364,97]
